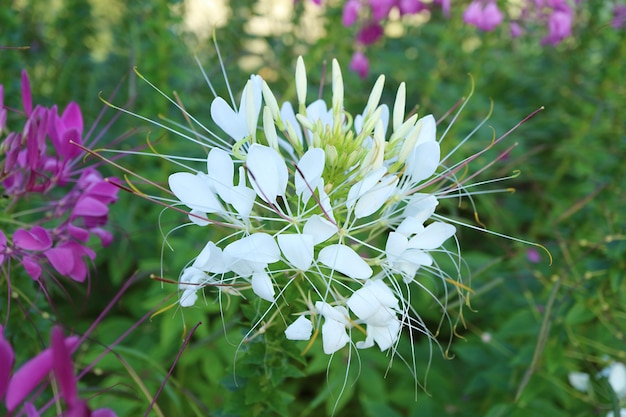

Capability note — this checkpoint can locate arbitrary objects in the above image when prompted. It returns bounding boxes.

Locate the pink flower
[0,326,117,416]
[510,21,523,38]
[398,0,428,15]
[433,0,451,17]
[369,0,395,22]
[542,8,572,45]
[612,5,626,29]
[356,22,384,45]
[349,51,370,79]
[463,0,503,32]
[13,227,52,251]
[1,70,119,283]
[342,0,361,26]
[45,242,96,283]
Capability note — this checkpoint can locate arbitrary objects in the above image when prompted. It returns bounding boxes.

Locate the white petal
[402,194,439,225]
[318,244,372,279]
[406,140,440,184]
[368,320,401,351]
[568,372,590,392]
[315,301,350,324]
[169,172,223,213]
[307,99,333,127]
[303,215,337,245]
[609,362,626,398]
[224,233,280,264]
[179,289,199,307]
[251,271,275,302]
[193,241,229,274]
[284,316,313,341]
[354,175,398,219]
[347,280,398,322]
[414,114,436,145]
[396,217,426,236]
[277,233,314,271]
[246,144,288,204]
[188,209,210,226]
[229,185,256,218]
[346,167,386,211]
[179,266,205,291]
[194,241,217,268]
[321,319,350,354]
[386,232,409,260]
[408,222,456,250]
[402,249,433,267]
[210,97,247,141]
[295,148,325,202]
[279,102,303,143]
[207,148,234,203]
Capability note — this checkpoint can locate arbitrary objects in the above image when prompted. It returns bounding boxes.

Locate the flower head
[0,70,119,283]
[123,54,505,365]
[0,325,117,416]
[109,50,541,386]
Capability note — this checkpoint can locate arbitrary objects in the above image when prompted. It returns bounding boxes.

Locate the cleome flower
[111,53,535,362]
[0,70,119,283]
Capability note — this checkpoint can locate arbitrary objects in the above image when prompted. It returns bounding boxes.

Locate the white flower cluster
[169,57,462,354]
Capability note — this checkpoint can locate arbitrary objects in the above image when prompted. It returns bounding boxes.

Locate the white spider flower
[111,52,539,365]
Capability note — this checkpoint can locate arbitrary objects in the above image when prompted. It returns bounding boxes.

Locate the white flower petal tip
[303,215,337,245]
[406,140,440,184]
[251,271,275,302]
[315,302,351,354]
[277,234,314,271]
[607,362,626,398]
[224,233,280,265]
[285,316,313,341]
[408,222,456,250]
[295,148,325,201]
[318,244,373,280]
[321,319,350,354]
[179,290,199,307]
[567,372,590,392]
[168,172,223,213]
[246,144,288,204]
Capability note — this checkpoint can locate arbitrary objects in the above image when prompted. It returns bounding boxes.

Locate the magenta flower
[397,0,428,15]
[0,326,117,416]
[612,5,626,29]
[349,51,370,79]
[542,8,573,45]
[342,0,360,26]
[0,70,119,283]
[369,0,395,22]
[463,0,504,32]
[356,22,384,45]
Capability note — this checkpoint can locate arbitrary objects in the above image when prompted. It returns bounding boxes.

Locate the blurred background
[1,1,625,416]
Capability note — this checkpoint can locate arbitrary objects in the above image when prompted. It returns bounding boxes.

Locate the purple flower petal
[72,196,109,218]
[0,325,15,401]
[21,70,32,117]
[24,402,41,417]
[349,51,370,79]
[44,247,75,276]
[22,256,43,280]
[51,327,78,406]
[60,102,83,136]
[91,228,113,247]
[13,227,52,251]
[5,336,79,411]
[92,408,118,417]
